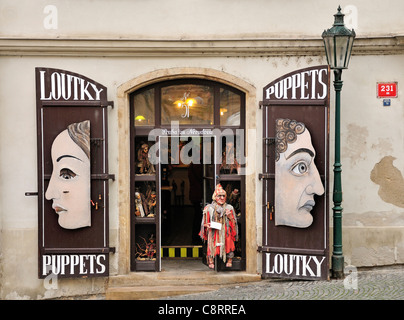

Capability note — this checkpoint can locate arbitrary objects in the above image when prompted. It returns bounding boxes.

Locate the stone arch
[116,67,257,274]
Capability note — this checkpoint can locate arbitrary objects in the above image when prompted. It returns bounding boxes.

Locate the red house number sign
[377,82,398,98]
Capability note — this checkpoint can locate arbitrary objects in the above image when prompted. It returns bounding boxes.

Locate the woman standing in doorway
[199,184,238,268]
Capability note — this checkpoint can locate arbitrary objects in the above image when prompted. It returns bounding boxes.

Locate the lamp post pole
[332,69,344,279]
[322,6,355,279]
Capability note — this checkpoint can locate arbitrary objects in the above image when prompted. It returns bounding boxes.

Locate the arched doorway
[116,68,257,275]
[130,79,245,271]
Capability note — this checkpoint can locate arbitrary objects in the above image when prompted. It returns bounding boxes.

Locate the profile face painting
[45,120,91,229]
[275,119,324,228]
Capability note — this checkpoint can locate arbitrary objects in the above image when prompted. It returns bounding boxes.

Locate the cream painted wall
[1,0,404,39]
[341,55,404,217]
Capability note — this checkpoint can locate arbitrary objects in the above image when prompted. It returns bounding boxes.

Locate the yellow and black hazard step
[161,246,203,258]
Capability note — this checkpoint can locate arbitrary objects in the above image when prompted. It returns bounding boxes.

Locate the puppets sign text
[42,254,107,277]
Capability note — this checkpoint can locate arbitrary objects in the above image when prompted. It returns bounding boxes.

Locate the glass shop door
[159,135,216,268]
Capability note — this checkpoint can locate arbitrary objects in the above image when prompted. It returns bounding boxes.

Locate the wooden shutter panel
[259,66,330,280]
[35,68,114,279]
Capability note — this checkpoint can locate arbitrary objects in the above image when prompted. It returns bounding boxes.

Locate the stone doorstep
[106,272,261,300]
[108,272,261,287]
[105,285,220,300]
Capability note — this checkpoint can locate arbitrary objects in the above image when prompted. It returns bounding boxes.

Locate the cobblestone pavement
[165,265,404,300]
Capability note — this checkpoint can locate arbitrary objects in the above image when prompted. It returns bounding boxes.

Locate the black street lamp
[322,6,355,279]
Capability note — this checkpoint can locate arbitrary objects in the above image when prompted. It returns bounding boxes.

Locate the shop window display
[130,79,245,272]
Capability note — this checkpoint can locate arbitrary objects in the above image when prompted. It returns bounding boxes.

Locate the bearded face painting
[45,120,91,229]
[275,119,324,228]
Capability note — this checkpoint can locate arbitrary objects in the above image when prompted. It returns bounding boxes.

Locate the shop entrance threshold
[106,258,261,300]
[161,258,208,272]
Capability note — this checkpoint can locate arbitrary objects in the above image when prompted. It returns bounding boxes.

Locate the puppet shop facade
[1,1,404,299]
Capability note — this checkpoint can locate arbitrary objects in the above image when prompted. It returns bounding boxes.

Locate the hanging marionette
[137,143,155,174]
[228,188,241,217]
[199,184,238,269]
[134,191,148,217]
[147,190,157,217]
[219,141,240,174]
[146,234,156,260]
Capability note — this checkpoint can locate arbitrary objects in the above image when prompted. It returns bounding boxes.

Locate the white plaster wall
[1,0,403,39]
[341,55,404,217]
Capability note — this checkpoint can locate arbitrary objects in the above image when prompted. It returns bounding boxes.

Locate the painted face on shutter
[45,127,91,229]
[275,119,324,228]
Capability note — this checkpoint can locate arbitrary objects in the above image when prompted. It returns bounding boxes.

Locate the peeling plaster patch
[5,291,31,300]
[344,123,368,166]
[371,137,393,157]
[370,156,404,208]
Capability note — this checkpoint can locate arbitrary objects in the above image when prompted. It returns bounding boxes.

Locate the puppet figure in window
[137,143,155,174]
[135,235,156,260]
[228,188,241,217]
[219,141,240,174]
[146,234,157,260]
[134,191,148,217]
[147,190,157,217]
